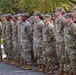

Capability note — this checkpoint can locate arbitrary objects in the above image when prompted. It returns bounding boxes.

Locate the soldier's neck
[67,21,73,26]
[45,21,50,25]
[35,18,40,22]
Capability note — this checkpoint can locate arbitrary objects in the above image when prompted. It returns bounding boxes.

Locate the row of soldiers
[0,7,76,75]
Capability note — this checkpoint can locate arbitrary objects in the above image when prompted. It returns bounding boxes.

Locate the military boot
[9,59,16,65]
[34,64,41,71]
[43,70,48,74]
[8,58,12,64]
[46,69,55,74]
[21,65,28,70]
[64,71,69,75]
[56,70,65,75]
[38,64,45,72]
[15,61,21,67]
[20,62,27,70]
[23,65,32,70]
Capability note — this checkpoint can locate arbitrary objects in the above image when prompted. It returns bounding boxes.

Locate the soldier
[5,13,13,63]
[33,11,45,71]
[16,13,23,67]
[71,8,76,23]
[1,14,7,62]
[19,13,33,70]
[28,16,34,63]
[54,8,66,75]
[0,22,2,61]
[63,13,76,75]
[43,14,57,74]
[10,15,18,65]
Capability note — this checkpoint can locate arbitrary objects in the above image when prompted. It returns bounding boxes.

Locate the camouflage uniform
[0,25,2,60]
[28,16,34,62]
[64,13,76,73]
[55,16,65,70]
[1,15,7,60]
[20,20,32,64]
[2,22,7,53]
[12,21,18,61]
[64,22,76,72]
[43,21,57,69]
[5,20,13,59]
[33,19,44,64]
[14,13,23,65]
[17,21,23,64]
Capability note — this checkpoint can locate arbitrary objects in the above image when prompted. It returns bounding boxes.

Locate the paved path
[0,62,46,75]
[0,62,59,75]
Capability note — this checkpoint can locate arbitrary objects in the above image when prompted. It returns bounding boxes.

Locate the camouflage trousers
[0,38,2,60]
[18,41,23,63]
[21,42,31,64]
[12,40,18,60]
[64,45,76,72]
[56,42,65,71]
[6,40,12,59]
[33,42,43,64]
[43,43,57,68]
[3,39,7,56]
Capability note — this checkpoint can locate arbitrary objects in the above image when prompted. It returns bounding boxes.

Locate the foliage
[0,0,75,14]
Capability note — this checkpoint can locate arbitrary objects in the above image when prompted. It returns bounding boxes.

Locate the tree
[0,0,75,14]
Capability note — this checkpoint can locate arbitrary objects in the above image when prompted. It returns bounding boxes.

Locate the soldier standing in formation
[10,15,18,65]
[54,8,66,75]
[63,13,76,75]
[17,13,23,67]
[43,14,57,74]
[20,13,32,70]
[1,14,7,62]
[28,16,34,63]
[0,22,2,61]
[4,14,13,63]
[33,11,44,71]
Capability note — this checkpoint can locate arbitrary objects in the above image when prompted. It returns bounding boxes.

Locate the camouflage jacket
[33,19,44,43]
[0,26,2,38]
[2,22,6,39]
[55,16,65,43]
[20,20,32,43]
[64,22,76,48]
[12,21,18,41]
[43,22,55,46]
[5,21,13,40]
